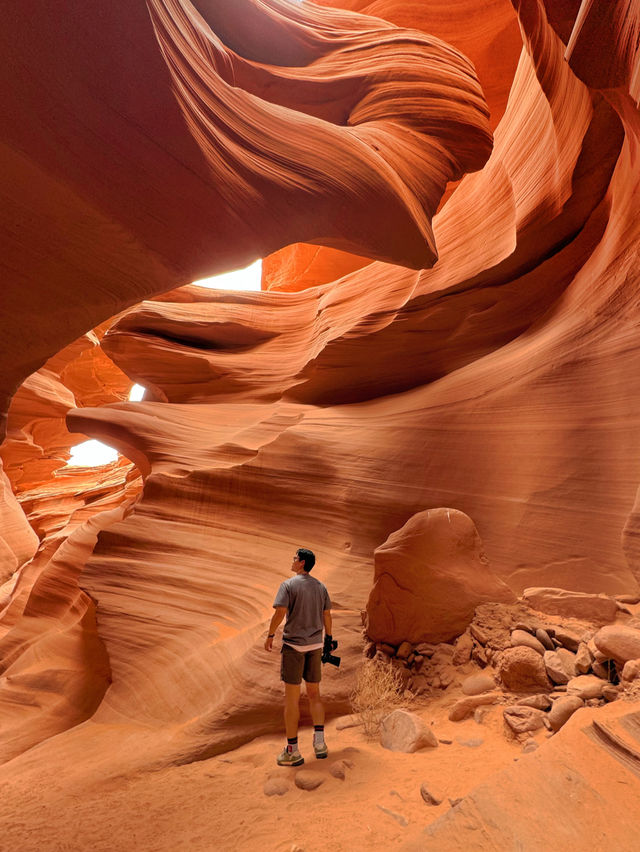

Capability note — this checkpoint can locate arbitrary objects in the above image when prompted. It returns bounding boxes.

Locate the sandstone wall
[1,0,640,765]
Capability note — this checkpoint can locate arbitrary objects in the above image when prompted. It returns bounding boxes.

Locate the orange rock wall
[1,0,640,766]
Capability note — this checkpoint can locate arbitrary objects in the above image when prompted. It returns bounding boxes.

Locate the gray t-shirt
[273,573,331,646]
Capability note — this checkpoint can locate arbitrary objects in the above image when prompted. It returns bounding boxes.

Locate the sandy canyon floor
[2,661,639,852]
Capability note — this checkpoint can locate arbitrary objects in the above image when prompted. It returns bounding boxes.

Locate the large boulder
[503,705,546,734]
[523,588,618,623]
[366,509,515,644]
[380,710,438,752]
[448,692,502,722]
[548,695,584,732]
[593,625,640,663]
[543,650,571,685]
[497,646,552,693]
[566,675,606,700]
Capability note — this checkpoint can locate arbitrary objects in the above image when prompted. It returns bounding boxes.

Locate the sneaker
[313,741,328,759]
[276,749,304,767]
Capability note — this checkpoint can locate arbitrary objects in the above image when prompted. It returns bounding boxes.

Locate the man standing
[265,547,332,766]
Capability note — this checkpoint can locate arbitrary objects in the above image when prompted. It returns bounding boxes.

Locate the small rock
[380,710,438,752]
[461,673,495,696]
[535,629,555,650]
[514,622,534,634]
[593,625,640,663]
[295,771,324,791]
[329,760,353,780]
[377,643,396,657]
[521,739,539,754]
[448,691,501,721]
[497,646,552,693]
[518,693,552,710]
[575,642,593,674]
[470,624,489,645]
[377,805,408,827]
[396,641,413,659]
[566,675,606,700]
[548,695,584,732]
[601,684,620,702]
[438,737,453,744]
[543,650,570,685]
[431,643,455,662]
[555,629,582,653]
[511,629,546,655]
[264,778,290,796]
[438,665,456,688]
[415,643,436,656]
[503,706,546,734]
[452,632,474,665]
[555,648,577,678]
[420,783,443,806]
[621,659,640,682]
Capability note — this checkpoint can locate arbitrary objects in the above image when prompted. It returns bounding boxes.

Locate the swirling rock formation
[0,0,492,427]
[1,6,640,840]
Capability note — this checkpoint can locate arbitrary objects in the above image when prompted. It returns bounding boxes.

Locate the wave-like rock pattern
[0,0,491,428]
[1,0,640,782]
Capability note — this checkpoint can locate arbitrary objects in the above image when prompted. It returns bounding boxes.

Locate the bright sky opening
[66,439,118,468]
[66,264,260,468]
[192,258,262,290]
[129,383,146,401]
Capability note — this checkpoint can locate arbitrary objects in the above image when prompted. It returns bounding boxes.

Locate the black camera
[322,635,341,667]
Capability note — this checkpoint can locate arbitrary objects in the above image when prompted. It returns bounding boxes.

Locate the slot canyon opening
[1,257,265,543]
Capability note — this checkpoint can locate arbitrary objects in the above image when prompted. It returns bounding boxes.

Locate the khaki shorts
[280,644,322,685]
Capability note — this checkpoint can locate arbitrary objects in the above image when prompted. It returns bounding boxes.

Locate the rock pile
[362,596,640,738]
[364,636,461,695]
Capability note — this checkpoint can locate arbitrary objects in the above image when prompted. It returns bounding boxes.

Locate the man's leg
[284,682,301,739]
[305,681,324,727]
[306,679,328,758]
[277,648,304,766]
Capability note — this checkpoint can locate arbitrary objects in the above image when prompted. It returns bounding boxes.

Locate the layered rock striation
[1,0,640,803]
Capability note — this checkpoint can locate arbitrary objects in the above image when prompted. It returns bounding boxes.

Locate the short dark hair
[297,547,316,572]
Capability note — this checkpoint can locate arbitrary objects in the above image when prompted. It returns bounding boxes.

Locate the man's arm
[264,606,287,651]
[323,609,332,636]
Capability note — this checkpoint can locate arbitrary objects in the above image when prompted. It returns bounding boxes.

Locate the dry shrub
[350,658,404,737]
